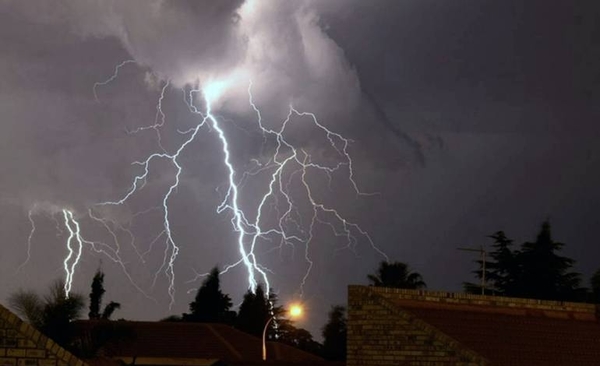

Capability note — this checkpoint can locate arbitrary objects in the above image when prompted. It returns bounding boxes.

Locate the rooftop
[74,320,325,366]
[350,286,600,366]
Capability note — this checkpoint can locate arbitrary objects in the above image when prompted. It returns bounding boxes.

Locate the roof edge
[0,303,88,366]
[349,285,598,316]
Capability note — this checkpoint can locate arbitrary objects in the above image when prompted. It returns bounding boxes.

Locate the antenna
[457,245,487,295]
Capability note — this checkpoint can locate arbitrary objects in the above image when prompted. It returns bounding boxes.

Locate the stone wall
[0,305,85,366]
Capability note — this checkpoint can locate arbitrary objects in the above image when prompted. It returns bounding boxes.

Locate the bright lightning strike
[62,209,83,297]
[27,60,387,308]
[185,80,389,298]
[22,204,156,300]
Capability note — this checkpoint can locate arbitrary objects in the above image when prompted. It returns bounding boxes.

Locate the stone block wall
[0,305,85,366]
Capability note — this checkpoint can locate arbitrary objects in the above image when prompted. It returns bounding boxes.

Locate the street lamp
[262,303,303,361]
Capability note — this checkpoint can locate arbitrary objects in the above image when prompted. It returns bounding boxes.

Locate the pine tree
[187,267,233,323]
[486,231,519,295]
[322,305,346,361]
[464,231,518,295]
[465,223,586,301]
[235,284,269,336]
[515,221,583,301]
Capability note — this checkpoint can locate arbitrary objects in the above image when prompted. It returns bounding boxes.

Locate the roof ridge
[205,324,243,360]
[354,285,598,314]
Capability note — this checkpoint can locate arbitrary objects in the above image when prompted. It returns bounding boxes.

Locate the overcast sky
[1,0,599,338]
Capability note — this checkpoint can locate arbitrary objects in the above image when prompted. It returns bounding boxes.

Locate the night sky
[1,0,599,338]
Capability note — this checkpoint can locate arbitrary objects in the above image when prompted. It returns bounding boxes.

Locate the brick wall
[347,286,600,366]
[347,286,487,366]
[0,305,85,366]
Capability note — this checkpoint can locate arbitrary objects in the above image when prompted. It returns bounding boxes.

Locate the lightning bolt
[62,209,83,297]
[239,84,389,296]
[96,82,212,307]
[205,88,271,293]
[16,206,37,273]
[126,80,171,153]
[93,60,136,102]
[20,205,153,299]
[30,58,388,307]
[182,80,388,298]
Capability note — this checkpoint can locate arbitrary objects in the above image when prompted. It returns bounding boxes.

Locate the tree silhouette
[8,290,43,327]
[465,221,586,301]
[186,267,233,323]
[235,284,269,336]
[515,221,583,301]
[590,268,600,303]
[486,231,519,295]
[9,279,85,348]
[367,261,426,289]
[234,284,295,342]
[277,324,322,356]
[322,305,346,361]
[464,231,518,295]
[88,270,121,320]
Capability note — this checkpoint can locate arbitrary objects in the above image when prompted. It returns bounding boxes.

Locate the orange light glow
[289,304,303,318]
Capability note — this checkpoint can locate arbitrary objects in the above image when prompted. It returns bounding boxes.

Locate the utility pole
[457,245,487,295]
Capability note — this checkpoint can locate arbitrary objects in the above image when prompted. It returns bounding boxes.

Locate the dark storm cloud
[314,0,600,284]
[3,0,246,85]
[1,0,599,340]
[317,0,600,135]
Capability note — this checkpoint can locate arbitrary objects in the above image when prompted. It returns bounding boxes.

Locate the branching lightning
[126,80,171,153]
[23,58,388,305]
[16,206,37,273]
[183,81,389,298]
[93,60,136,102]
[62,209,83,297]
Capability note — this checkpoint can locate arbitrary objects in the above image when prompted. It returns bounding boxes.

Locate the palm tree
[367,261,426,289]
[8,279,85,347]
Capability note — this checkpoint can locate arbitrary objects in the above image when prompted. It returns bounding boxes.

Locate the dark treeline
[162,267,326,358]
[7,219,600,362]
[463,220,599,302]
[8,269,125,355]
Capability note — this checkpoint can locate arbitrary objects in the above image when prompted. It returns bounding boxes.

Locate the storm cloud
[1,0,599,338]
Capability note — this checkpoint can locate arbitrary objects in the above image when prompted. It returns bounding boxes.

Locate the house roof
[74,321,324,365]
[358,286,600,366]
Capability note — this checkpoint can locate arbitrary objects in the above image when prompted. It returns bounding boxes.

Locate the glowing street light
[262,303,304,361]
[289,304,303,318]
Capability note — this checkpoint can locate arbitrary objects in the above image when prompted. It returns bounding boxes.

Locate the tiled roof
[74,321,324,365]
[371,287,600,366]
[403,304,600,365]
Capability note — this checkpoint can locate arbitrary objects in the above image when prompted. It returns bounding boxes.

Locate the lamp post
[262,304,303,361]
